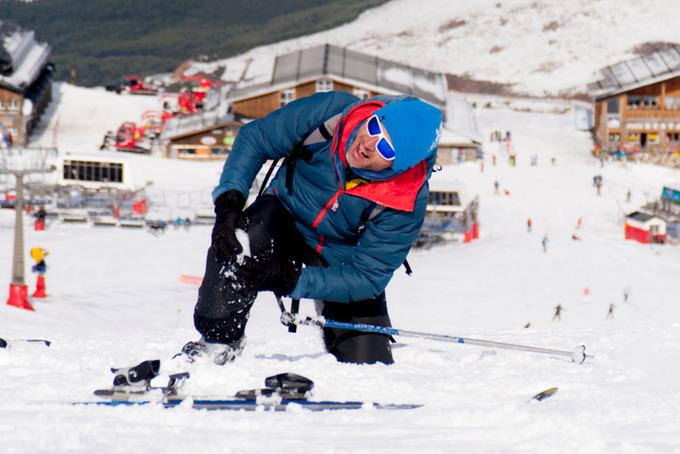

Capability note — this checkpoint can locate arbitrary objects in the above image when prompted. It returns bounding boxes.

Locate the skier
[30,247,48,274]
[494,180,500,195]
[623,287,630,303]
[552,304,562,321]
[527,217,532,233]
[541,233,549,253]
[626,190,632,203]
[530,153,538,166]
[182,91,442,366]
[607,303,615,320]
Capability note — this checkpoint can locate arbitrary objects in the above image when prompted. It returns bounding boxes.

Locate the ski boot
[174,337,245,365]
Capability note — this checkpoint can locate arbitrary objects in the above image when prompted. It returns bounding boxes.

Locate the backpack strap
[302,113,341,146]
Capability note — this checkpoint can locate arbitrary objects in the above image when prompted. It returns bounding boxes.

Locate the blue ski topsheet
[76,398,422,411]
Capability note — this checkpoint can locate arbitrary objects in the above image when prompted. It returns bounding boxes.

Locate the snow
[2,87,680,452]
[195,0,680,96]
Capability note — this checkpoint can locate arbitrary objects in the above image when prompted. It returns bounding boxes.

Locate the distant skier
[576,217,583,230]
[607,303,615,320]
[492,154,497,166]
[30,247,48,275]
[181,91,442,366]
[593,175,603,196]
[552,304,563,321]
[494,180,500,195]
[527,217,532,233]
[623,287,631,303]
[542,234,549,254]
[524,321,531,329]
[626,190,632,203]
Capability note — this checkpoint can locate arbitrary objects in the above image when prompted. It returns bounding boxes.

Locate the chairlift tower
[1,153,55,311]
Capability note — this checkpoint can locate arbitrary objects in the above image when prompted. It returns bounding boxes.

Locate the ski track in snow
[3,63,680,454]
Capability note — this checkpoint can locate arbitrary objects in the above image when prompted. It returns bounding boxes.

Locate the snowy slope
[189,0,680,96]
[2,94,680,452]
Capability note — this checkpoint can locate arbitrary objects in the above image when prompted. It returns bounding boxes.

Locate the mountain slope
[195,0,680,96]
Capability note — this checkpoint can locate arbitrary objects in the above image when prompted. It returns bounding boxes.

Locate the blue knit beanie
[377,100,442,172]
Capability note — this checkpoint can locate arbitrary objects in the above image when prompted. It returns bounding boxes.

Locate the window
[665,96,680,109]
[609,133,621,142]
[353,88,370,100]
[280,89,295,107]
[667,132,680,142]
[428,191,460,207]
[648,133,660,144]
[606,98,620,114]
[315,79,333,93]
[627,95,658,108]
[8,100,18,111]
[63,160,124,183]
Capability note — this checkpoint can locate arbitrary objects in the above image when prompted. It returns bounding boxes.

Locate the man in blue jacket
[183,91,442,365]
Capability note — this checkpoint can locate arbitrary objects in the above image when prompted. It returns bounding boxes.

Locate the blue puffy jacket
[213,91,437,303]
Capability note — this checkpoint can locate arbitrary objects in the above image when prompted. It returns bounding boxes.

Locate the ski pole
[279,311,588,364]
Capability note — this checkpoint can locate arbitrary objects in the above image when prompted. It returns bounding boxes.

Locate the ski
[84,367,421,411]
[0,337,52,348]
[529,387,558,402]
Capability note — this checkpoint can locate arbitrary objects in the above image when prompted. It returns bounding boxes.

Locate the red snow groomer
[115,121,149,153]
[106,75,159,96]
[177,88,198,115]
[191,78,212,109]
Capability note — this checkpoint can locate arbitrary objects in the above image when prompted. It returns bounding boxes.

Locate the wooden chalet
[437,127,482,164]
[0,21,54,146]
[588,47,680,158]
[226,44,447,119]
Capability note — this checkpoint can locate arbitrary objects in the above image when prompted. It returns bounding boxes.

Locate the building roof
[438,127,480,147]
[627,211,658,223]
[0,20,52,92]
[588,46,680,100]
[161,111,235,141]
[227,44,447,109]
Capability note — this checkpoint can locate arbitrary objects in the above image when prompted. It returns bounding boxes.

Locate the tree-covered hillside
[2,0,387,86]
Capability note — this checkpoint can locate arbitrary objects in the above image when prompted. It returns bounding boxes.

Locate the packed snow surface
[1,84,680,452]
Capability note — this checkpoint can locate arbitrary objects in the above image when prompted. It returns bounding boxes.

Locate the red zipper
[312,189,343,228]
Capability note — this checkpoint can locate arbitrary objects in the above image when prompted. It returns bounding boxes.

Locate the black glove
[211,190,246,262]
[234,255,302,297]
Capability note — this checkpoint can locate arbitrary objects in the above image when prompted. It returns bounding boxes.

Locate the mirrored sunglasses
[366,115,396,161]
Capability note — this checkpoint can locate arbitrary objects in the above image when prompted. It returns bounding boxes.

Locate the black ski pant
[194,195,394,365]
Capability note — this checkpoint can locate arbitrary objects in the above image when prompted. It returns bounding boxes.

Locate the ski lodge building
[0,21,54,146]
[588,46,680,160]
[226,44,448,119]
[624,211,667,244]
